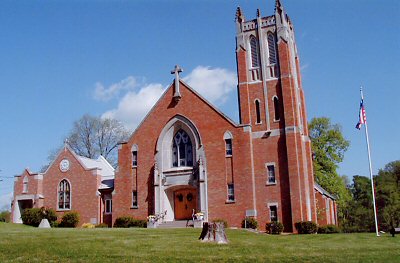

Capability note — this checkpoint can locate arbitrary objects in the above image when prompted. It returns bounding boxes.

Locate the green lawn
[0,223,399,262]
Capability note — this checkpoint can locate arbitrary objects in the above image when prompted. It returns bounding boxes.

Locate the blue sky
[0,0,399,209]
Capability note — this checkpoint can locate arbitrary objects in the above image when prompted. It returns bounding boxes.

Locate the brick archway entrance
[174,188,197,220]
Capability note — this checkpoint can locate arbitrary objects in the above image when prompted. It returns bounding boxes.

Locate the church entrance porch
[13,198,34,223]
[174,188,197,220]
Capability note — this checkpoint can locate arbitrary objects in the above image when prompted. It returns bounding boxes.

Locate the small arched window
[131,144,138,167]
[255,99,261,124]
[267,33,277,64]
[223,131,233,156]
[58,179,71,210]
[250,36,259,68]
[172,129,193,167]
[273,96,280,121]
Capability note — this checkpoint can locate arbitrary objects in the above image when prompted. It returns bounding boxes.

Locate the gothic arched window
[58,179,71,210]
[172,129,193,167]
[250,36,259,68]
[267,33,277,64]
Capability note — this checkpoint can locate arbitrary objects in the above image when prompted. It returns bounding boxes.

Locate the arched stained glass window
[267,33,277,64]
[58,179,71,210]
[172,129,193,167]
[250,36,259,67]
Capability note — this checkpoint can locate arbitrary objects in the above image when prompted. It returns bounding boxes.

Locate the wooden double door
[174,188,197,220]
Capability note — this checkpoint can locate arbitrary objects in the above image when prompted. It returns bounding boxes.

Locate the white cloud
[93,76,139,102]
[0,192,12,211]
[102,83,165,130]
[183,66,237,105]
[100,66,237,131]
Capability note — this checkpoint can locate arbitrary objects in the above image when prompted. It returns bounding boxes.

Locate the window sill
[255,122,262,125]
[273,119,280,123]
[130,206,138,209]
[57,209,71,212]
[104,212,112,215]
[225,200,235,204]
[266,181,277,186]
[225,154,232,158]
[132,166,137,169]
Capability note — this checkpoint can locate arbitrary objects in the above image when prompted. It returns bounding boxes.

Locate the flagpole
[360,87,380,237]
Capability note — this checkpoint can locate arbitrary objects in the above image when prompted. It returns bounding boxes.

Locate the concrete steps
[158,220,194,228]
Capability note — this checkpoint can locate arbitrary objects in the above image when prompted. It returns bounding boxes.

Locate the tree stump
[199,222,228,244]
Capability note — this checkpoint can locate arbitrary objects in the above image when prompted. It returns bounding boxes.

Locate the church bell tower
[235,0,317,231]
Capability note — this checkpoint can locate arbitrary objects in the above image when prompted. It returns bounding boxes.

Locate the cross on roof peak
[171,65,183,102]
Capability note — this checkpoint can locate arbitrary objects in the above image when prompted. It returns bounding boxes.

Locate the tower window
[250,36,259,68]
[227,183,235,201]
[58,179,71,210]
[267,165,276,184]
[273,96,280,121]
[267,33,277,64]
[172,129,193,167]
[255,99,261,124]
[269,205,278,222]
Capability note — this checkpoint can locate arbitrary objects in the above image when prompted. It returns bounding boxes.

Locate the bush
[113,216,146,228]
[0,211,11,223]
[318,224,340,234]
[60,211,79,228]
[266,222,284,234]
[212,218,228,228]
[95,223,109,228]
[295,221,318,234]
[21,207,58,227]
[82,223,95,228]
[0,210,11,223]
[241,217,258,229]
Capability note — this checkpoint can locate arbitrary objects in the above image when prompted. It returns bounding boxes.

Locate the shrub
[114,216,147,228]
[0,210,11,223]
[21,208,42,227]
[21,207,58,227]
[265,222,284,234]
[95,223,109,228]
[318,224,340,234]
[60,211,79,228]
[212,218,228,228]
[295,221,318,234]
[82,223,95,229]
[241,217,258,229]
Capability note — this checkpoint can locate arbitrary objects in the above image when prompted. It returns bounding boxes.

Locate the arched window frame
[131,144,138,167]
[223,131,233,156]
[249,35,260,68]
[272,96,280,121]
[58,179,71,210]
[255,99,262,124]
[172,129,193,167]
[22,176,28,193]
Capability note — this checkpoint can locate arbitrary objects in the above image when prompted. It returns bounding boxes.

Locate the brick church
[12,1,337,232]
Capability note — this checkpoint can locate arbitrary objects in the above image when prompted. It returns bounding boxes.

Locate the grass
[0,223,399,262]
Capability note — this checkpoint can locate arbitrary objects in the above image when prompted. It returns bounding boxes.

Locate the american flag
[356,98,366,129]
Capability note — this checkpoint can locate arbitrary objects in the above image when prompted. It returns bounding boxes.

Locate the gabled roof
[314,183,336,200]
[126,78,240,141]
[43,143,115,180]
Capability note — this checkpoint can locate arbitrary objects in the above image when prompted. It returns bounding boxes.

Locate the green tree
[376,160,400,231]
[341,176,374,232]
[308,117,351,221]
